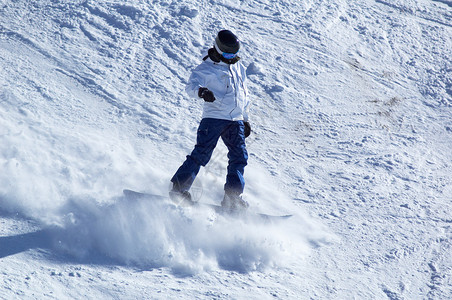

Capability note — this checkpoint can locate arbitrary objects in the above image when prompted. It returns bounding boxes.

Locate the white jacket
[185,56,250,122]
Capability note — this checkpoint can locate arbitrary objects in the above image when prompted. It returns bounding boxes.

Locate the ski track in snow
[1,0,451,299]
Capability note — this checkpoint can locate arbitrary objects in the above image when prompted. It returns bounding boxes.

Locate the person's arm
[185,64,206,99]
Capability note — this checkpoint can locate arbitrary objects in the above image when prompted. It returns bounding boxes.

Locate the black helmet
[214,30,240,54]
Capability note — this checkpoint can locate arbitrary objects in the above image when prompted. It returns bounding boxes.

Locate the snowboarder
[170,29,251,212]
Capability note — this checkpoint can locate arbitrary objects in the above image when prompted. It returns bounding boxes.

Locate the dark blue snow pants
[171,118,248,195]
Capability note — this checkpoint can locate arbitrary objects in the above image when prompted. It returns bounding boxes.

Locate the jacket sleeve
[241,65,251,122]
[185,63,206,99]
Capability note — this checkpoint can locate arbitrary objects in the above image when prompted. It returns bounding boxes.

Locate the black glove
[244,121,251,138]
[198,87,216,102]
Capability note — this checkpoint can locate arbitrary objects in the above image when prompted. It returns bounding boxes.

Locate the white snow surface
[1,0,451,299]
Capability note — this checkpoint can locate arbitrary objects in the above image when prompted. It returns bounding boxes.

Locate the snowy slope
[1,0,451,299]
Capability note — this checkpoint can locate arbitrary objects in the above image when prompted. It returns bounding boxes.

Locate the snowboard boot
[221,192,249,213]
[169,183,193,206]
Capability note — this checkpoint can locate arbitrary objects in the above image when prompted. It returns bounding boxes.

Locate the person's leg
[171,118,226,192]
[221,121,248,196]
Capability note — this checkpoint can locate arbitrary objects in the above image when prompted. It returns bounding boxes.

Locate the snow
[1,0,451,299]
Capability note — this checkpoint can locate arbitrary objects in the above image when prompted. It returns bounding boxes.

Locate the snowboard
[123,189,292,220]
